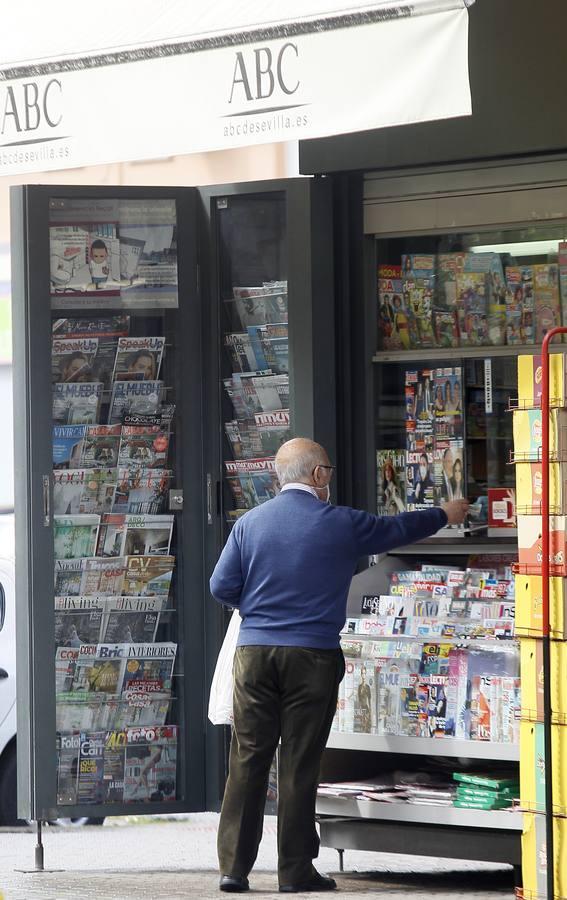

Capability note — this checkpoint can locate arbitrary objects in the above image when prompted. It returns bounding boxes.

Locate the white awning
[0,0,475,175]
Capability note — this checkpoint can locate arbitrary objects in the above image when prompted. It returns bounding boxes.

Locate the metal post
[337,848,344,872]
[540,326,567,900]
[34,820,44,872]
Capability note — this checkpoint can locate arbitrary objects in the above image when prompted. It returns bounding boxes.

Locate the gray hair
[275,443,323,486]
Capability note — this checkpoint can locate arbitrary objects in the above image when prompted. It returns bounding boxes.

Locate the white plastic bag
[208,609,241,726]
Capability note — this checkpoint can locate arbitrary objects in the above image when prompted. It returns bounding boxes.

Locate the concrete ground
[0,814,516,900]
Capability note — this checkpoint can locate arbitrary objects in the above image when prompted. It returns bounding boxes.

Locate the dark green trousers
[217,645,344,885]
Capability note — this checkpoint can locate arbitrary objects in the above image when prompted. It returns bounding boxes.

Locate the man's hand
[441,499,469,525]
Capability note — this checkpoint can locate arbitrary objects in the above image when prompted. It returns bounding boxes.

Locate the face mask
[323,484,331,503]
[419,465,428,479]
[316,484,331,503]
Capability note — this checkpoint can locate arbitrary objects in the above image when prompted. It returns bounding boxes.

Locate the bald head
[275,438,330,487]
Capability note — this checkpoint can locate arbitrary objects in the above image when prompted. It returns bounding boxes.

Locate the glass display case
[11,178,335,823]
[12,185,206,821]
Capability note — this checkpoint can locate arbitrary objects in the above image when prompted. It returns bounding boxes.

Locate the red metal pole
[540,325,567,900]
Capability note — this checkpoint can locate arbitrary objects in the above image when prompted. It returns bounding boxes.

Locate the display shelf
[389,540,517,556]
[315,795,523,831]
[326,731,520,760]
[372,344,561,364]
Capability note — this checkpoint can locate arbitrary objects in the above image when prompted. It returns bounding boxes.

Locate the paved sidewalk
[0,814,516,900]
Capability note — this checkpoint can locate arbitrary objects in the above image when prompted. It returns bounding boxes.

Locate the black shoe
[220,874,250,892]
[279,871,337,893]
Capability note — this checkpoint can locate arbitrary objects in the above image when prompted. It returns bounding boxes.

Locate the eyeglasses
[313,464,336,477]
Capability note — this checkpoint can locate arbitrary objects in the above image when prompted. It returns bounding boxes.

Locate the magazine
[76,731,107,805]
[54,558,88,596]
[72,644,125,695]
[253,409,290,455]
[53,515,100,559]
[376,450,406,515]
[403,278,435,348]
[117,426,170,470]
[117,201,178,307]
[81,425,122,468]
[533,264,560,343]
[224,420,245,460]
[118,642,177,695]
[50,223,120,296]
[53,382,104,426]
[101,730,128,802]
[377,264,405,351]
[455,272,488,346]
[121,555,175,597]
[246,324,289,375]
[52,315,130,388]
[123,725,178,803]
[52,337,98,383]
[100,596,165,643]
[56,732,81,805]
[232,285,288,330]
[505,266,535,345]
[96,514,174,557]
[108,381,163,424]
[112,337,165,382]
[237,458,279,504]
[53,425,87,469]
[55,646,80,692]
[53,468,117,516]
[112,467,172,515]
[55,596,106,647]
[79,557,128,596]
[224,332,257,373]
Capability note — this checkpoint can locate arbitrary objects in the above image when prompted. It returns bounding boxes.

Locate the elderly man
[210,438,468,894]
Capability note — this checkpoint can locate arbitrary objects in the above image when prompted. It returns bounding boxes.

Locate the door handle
[0,668,8,679]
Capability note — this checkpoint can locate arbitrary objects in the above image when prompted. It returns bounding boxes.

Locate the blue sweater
[209,490,447,649]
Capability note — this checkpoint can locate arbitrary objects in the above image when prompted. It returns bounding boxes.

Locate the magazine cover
[224,421,244,460]
[121,555,175,597]
[71,644,125,695]
[76,732,107,804]
[50,223,120,297]
[81,425,122,468]
[56,732,81,805]
[238,458,279,504]
[54,559,87,596]
[102,691,172,732]
[533,263,561,343]
[123,725,178,803]
[112,337,165,382]
[224,332,257,373]
[53,468,117,516]
[455,272,488,346]
[101,730,128,802]
[52,337,99,383]
[253,409,290,455]
[376,450,406,515]
[377,264,405,350]
[436,253,465,311]
[376,658,416,736]
[255,324,289,375]
[55,646,80,693]
[55,596,105,647]
[119,643,177,695]
[434,440,464,503]
[403,278,435,348]
[433,310,459,348]
[225,461,248,510]
[353,662,377,734]
[406,451,435,509]
[118,202,178,307]
[96,514,174,557]
[53,382,104,426]
[100,596,165,643]
[53,515,100,559]
[108,380,163,424]
[53,425,87,469]
[117,426,170,470]
[433,367,463,439]
[79,557,127,596]
[112,467,171,515]
[505,266,535,345]
[52,315,130,388]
